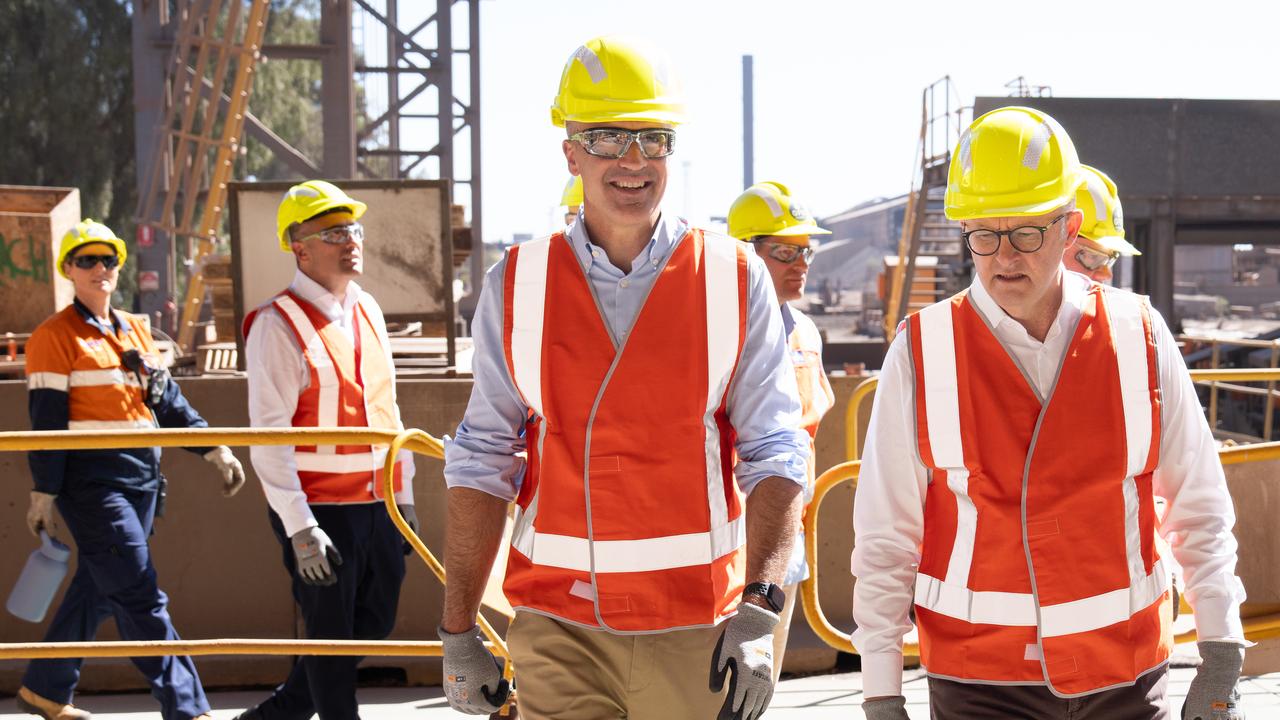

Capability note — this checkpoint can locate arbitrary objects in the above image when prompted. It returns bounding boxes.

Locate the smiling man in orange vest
[440,36,809,720]
[239,181,416,720]
[727,181,836,681]
[853,107,1247,720]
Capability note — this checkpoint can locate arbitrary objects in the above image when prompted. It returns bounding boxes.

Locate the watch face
[766,584,785,612]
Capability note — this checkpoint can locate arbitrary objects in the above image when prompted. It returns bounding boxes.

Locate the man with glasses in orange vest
[1063,164,1140,285]
[239,181,416,720]
[853,107,1247,720]
[728,181,836,681]
[19,219,245,720]
[440,36,809,720]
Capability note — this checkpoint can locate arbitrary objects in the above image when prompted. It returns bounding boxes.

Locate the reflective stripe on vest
[260,292,404,503]
[908,284,1169,696]
[502,230,749,632]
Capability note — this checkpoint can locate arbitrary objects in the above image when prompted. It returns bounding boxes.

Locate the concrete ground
[3,666,1279,719]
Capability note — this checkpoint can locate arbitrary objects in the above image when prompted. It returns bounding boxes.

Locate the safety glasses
[297,222,364,246]
[1075,245,1120,271]
[71,254,120,270]
[754,240,816,265]
[569,128,677,159]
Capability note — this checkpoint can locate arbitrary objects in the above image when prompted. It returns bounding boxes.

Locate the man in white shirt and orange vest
[239,181,416,720]
[440,36,809,720]
[728,181,836,680]
[853,107,1247,720]
[1063,164,1141,285]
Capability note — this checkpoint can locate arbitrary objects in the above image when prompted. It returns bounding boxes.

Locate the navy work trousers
[22,481,210,720]
[253,503,406,720]
[928,667,1170,719]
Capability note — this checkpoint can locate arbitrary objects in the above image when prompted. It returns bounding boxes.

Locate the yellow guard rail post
[0,426,517,715]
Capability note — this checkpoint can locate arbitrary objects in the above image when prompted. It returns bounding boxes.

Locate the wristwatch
[743,582,785,613]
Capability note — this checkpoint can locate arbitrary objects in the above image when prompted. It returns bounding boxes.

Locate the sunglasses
[296,222,364,245]
[753,240,816,265]
[569,128,676,159]
[71,254,120,270]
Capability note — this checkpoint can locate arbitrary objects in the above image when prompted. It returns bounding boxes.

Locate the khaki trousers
[507,611,729,720]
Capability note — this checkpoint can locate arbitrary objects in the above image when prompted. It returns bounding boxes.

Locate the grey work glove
[26,491,57,537]
[397,503,418,535]
[440,624,509,714]
[289,526,343,586]
[863,696,909,720]
[1182,641,1245,720]
[202,446,246,497]
[710,601,780,720]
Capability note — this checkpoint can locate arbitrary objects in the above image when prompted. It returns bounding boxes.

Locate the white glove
[290,526,343,586]
[26,491,57,537]
[710,602,780,720]
[202,446,245,497]
[398,503,418,535]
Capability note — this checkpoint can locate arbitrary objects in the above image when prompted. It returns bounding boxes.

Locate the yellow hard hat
[945,106,1084,221]
[276,180,367,251]
[561,176,583,208]
[727,182,831,240]
[1076,165,1140,256]
[57,219,127,278]
[551,36,686,128]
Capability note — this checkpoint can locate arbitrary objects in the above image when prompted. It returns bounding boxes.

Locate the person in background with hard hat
[561,174,583,225]
[440,36,808,720]
[727,181,835,682]
[1063,164,1141,285]
[18,219,245,720]
[237,181,416,720]
[852,107,1247,720]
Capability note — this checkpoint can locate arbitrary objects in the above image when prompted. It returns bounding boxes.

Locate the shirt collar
[565,209,687,274]
[968,269,1089,344]
[289,269,361,320]
[72,297,123,335]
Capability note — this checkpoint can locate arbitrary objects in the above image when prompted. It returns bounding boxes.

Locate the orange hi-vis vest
[905,284,1171,697]
[244,290,403,504]
[500,229,750,632]
[26,305,159,430]
[788,308,834,493]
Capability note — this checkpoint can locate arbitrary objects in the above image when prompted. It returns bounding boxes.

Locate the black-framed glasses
[297,222,364,245]
[1075,245,1120,271]
[71,254,120,270]
[963,214,1066,256]
[753,240,816,265]
[569,128,676,159]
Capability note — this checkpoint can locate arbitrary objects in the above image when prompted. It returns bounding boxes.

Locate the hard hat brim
[767,224,832,238]
[1087,233,1141,256]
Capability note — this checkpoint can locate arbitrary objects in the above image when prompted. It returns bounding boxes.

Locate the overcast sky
[421,0,1278,241]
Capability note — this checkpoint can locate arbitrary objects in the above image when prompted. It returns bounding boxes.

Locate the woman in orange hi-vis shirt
[19,219,244,720]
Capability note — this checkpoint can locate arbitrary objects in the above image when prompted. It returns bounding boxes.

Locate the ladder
[135,0,270,350]
[883,77,967,340]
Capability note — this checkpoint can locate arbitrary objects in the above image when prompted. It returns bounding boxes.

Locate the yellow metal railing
[0,426,515,713]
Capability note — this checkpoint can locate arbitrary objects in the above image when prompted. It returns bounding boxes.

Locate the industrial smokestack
[742,54,754,189]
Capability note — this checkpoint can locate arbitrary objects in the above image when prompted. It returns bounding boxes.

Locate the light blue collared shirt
[444,211,808,501]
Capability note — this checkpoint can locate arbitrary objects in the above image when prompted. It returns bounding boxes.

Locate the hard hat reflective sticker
[1022,121,1053,171]
[290,186,320,199]
[1113,203,1124,231]
[572,45,607,84]
[86,224,110,239]
[1085,175,1108,220]
[790,204,811,222]
[746,187,784,217]
[957,131,973,172]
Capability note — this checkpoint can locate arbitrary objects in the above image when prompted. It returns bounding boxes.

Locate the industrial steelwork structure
[130,0,481,337]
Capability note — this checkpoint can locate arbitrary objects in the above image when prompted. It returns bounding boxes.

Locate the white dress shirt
[246,270,415,538]
[851,270,1247,698]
